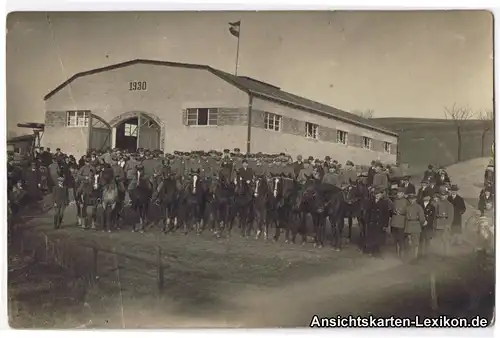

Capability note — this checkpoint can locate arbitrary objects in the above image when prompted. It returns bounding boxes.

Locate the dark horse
[152,172,181,233]
[179,171,206,235]
[337,183,361,244]
[230,173,254,238]
[207,173,234,238]
[127,168,153,232]
[268,176,297,242]
[77,168,103,230]
[99,168,120,232]
[252,174,270,240]
[295,177,331,248]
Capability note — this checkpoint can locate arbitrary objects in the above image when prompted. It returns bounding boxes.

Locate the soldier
[233,148,243,172]
[238,159,254,183]
[434,187,454,256]
[367,160,376,186]
[52,176,69,229]
[419,191,436,258]
[24,161,42,205]
[341,160,358,186]
[322,164,341,188]
[364,187,392,256]
[279,157,294,178]
[448,184,466,245]
[292,155,304,180]
[99,148,113,165]
[124,154,139,186]
[436,166,451,187]
[389,187,408,258]
[400,175,416,195]
[220,149,234,181]
[142,151,157,178]
[416,179,430,204]
[76,157,95,196]
[297,159,314,184]
[372,162,389,192]
[404,193,426,261]
[48,156,60,193]
[423,164,437,182]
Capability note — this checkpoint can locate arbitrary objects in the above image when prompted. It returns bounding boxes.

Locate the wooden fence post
[92,247,98,283]
[157,246,164,295]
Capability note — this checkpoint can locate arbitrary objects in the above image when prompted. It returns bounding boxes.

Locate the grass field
[374,118,494,172]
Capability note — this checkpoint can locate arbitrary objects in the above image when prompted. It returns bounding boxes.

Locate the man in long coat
[434,187,454,256]
[364,187,392,256]
[23,161,42,205]
[447,184,466,245]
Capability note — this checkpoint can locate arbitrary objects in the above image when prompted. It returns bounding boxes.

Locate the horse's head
[93,173,100,190]
[253,176,267,198]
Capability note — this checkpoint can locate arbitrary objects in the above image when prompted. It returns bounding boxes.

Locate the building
[42,59,398,164]
[7,134,35,155]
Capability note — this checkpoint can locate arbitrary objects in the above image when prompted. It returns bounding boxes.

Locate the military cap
[403,175,411,179]
[234,148,240,152]
[173,151,179,155]
[223,149,230,153]
[420,178,429,184]
[242,159,248,164]
[346,160,354,166]
[324,156,331,161]
[308,156,314,161]
[407,193,417,199]
[428,164,434,170]
[279,152,286,156]
[450,184,459,192]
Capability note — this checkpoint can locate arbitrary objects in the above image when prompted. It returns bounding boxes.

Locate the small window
[67,111,89,127]
[384,142,391,153]
[265,112,282,132]
[362,136,373,150]
[124,123,138,137]
[337,130,348,145]
[186,108,219,126]
[13,147,20,153]
[305,122,319,139]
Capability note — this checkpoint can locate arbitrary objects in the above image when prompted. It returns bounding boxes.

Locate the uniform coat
[341,168,358,186]
[372,172,389,190]
[238,167,254,182]
[292,161,304,179]
[401,182,416,194]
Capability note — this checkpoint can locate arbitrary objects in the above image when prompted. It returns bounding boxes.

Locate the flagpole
[234,22,241,76]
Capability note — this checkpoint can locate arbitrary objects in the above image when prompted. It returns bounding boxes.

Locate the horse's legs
[91,203,99,230]
[80,196,88,229]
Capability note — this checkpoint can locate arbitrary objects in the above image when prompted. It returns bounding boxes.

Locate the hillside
[374,118,493,170]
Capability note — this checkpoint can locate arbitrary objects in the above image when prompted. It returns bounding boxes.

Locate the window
[384,142,391,153]
[124,123,138,137]
[67,111,89,127]
[337,130,348,145]
[265,112,282,131]
[305,122,319,139]
[362,136,373,150]
[186,108,219,126]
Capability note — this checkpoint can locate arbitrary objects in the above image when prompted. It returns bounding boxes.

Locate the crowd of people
[6,145,495,260]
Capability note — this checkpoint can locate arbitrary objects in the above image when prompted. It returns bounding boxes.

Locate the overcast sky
[6,11,493,134]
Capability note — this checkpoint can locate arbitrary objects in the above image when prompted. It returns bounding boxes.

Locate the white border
[1,2,499,338]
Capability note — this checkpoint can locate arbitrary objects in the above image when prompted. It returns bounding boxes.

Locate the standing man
[416,179,431,204]
[390,187,408,258]
[419,191,436,257]
[292,155,305,180]
[364,187,392,256]
[341,160,358,186]
[400,175,416,195]
[238,159,254,183]
[52,176,69,229]
[448,184,466,245]
[404,193,426,261]
[23,161,42,206]
[434,187,454,256]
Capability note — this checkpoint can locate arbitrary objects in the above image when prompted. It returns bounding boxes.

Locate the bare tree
[444,103,474,163]
[477,109,494,157]
[351,109,375,119]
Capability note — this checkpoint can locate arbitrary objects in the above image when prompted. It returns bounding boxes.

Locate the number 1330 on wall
[129,81,147,91]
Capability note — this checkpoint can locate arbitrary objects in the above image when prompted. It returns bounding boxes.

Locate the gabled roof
[44,59,397,137]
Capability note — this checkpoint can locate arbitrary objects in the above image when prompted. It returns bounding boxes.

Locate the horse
[252,175,270,240]
[127,167,153,232]
[230,173,254,238]
[337,183,361,243]
[152,171,182,233]
[206,173,234,237]
[267,175,297,242]
[295,177,329,248]
[99,169,120,232]
[76,167,103,230]
[179,171,206,235]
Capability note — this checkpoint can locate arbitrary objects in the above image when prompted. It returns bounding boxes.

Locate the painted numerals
[129,81,147,91]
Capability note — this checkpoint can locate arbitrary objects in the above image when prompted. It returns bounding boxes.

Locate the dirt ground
[8,158,494,328]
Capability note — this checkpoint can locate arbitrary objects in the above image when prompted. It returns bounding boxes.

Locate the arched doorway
[111,112,162,152]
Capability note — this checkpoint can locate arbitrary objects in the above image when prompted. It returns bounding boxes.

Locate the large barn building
[42,59,399,165]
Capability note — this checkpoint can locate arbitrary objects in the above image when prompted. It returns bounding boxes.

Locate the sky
[6,11,494,135]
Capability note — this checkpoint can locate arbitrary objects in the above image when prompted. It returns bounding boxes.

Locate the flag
[228,20,241,38]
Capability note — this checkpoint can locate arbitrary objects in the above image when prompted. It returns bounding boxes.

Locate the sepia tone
[6,11,494,328]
